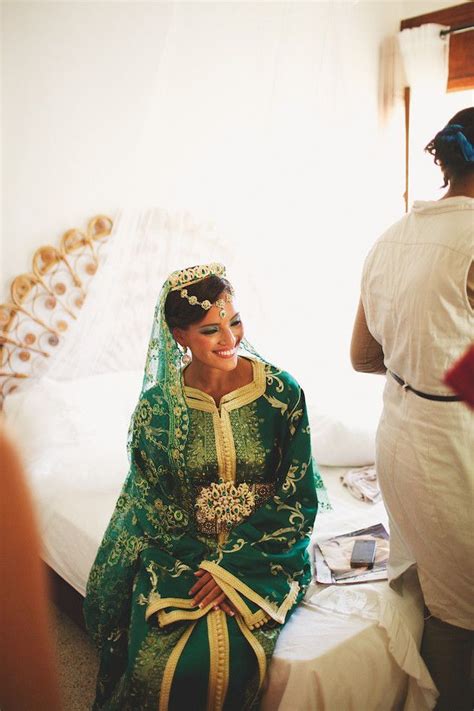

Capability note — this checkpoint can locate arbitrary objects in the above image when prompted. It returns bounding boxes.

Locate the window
[400,2,474,91]
[400,2,474,207]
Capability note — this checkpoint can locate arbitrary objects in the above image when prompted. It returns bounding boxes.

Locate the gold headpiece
[168,263,226,290]
[168,263,232,318]
[179,289,232,318]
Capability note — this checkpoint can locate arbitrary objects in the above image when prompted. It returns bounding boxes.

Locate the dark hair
[164,274,234,330]
[425,107,474,187]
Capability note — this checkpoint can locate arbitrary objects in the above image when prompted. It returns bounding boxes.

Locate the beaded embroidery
[180,289,232,318]
[195,481,276,536]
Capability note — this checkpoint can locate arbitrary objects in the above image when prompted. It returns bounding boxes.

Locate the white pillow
[309,411,376,467]
[3,371,143,488]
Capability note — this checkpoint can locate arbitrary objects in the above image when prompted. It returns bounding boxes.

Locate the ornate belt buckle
[195,480,276,536]
[195,481,255,536]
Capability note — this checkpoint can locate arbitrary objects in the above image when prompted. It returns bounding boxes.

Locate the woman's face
[173,293,244,372]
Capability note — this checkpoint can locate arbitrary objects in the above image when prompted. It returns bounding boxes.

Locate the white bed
[3,369,437,711]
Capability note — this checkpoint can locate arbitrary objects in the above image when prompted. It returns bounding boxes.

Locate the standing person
[84,263,325,710]
[351,107,474,711]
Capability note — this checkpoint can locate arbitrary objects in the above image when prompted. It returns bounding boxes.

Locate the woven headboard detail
[0,215,113,406]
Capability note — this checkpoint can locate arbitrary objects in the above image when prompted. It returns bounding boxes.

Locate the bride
[84,262,325,710]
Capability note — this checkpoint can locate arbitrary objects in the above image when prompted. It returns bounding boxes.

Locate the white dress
[362,196,474,630]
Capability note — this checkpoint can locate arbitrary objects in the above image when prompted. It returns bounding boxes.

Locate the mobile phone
[350,539,376,569]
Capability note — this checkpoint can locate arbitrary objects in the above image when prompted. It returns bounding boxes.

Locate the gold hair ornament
[168,263,226,291]
[180,289,232,318]
[168,262,232,318]
[195,481,276,536]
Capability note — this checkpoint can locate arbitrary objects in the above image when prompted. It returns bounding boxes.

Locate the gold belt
[195,481,276,536]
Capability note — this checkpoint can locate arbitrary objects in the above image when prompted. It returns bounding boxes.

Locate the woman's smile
[213,347,237,359]
[174,294,243,372]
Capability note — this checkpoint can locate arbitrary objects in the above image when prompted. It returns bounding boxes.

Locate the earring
[181,347,192,366]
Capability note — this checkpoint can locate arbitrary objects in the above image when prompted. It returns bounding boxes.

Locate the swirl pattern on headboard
[0,215,113,406]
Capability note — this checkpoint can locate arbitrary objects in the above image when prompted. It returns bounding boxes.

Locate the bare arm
[350,298,386,374]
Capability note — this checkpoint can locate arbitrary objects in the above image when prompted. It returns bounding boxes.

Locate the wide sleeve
[84,386,207,649]
[200,378,318,629]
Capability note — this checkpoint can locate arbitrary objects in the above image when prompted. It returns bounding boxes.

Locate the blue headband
[435,123,474,163]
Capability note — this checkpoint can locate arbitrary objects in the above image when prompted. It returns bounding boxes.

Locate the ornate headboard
[0,215,113,406]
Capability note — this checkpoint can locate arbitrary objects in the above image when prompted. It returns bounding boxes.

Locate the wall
[0,0,463,420]
[1,1,171,286]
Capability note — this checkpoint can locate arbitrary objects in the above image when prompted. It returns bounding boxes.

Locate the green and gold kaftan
[84,359,319,710]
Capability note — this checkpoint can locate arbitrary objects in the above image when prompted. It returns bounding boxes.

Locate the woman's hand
[189,570,236,617]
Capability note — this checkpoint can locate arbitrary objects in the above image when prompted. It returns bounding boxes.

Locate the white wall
[3,0,450,289]
[1,1,172,286]
[0,0,463,421]
[400,0,462,21]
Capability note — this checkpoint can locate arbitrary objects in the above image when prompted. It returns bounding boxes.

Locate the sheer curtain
[46,2,410,427]
[49,208,239,380]
[398,24,449,94]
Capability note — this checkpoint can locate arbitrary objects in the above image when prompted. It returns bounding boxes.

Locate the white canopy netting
[47,207,257,381]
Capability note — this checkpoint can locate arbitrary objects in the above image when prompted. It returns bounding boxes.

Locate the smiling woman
[165,273,252,402]
[83,262,328,711]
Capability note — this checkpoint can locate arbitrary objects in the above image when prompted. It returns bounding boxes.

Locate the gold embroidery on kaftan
[132,626,183,704]
[159,623,197,711]
[206,610,230,711]
[234,615,267,692]
[185,409,219,484]
[228,401,268,482]
[183,358,268,499]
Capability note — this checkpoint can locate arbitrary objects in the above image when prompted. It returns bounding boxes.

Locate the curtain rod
[439,23,474,37]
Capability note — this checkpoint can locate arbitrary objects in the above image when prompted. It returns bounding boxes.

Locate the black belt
[389,371,461,402]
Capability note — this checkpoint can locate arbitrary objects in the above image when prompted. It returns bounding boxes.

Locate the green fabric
[84,362,319,710]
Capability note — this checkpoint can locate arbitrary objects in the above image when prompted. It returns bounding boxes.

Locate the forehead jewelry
[180,289,232,318]
[168,263,233,319]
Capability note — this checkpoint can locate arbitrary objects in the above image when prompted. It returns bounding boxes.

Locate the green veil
[85,262,329,710]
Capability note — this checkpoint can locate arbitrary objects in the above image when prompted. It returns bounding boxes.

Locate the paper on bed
[314,523,389,584]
